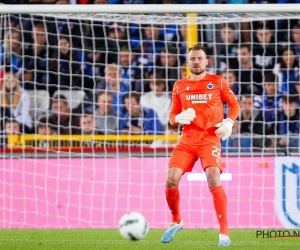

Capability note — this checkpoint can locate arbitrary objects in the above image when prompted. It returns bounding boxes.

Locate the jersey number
[212,146,221,161]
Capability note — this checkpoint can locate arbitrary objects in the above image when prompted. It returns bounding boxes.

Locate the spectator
[139,24,165,77]
[156,46,180,92]
[0,29,24,77]
[0,118,21,148]
[179,64,187,79]
[107,22,128,62]
[291,23,300,64]
[238,95,264,148]
[277,94,300,148]
[273,47,299,94]
[171,24,186,63]
[78,112,102,135]
[234,44,263,95]
[23,22,55,95]
[36,116,55,135]
[221,70,239,96]
[51,36,93,92]
[206,46,217,75]
[254,73,282,136]
[140,74,171,127]
[94,91,119,134]
[96,64,129,116]
[252,23,279,71]
[48,94,80,135]
[120,92,164,135]
[218,23,239,71]
[36,116,56,148]
[119,45,143,92]
[0,69,32,133]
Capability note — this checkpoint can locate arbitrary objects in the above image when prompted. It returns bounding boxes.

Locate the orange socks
[165,187,181,223]
[210,185,229,236]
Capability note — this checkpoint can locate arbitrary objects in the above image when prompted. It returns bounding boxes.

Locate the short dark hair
[256,23,273,31]
[264,73,277,84]
[220,23,235,30]
[161,46,178,55]
[238,43,251,52]
[188,45,206,54]
[281,94,298,104]
[4,118,19,125]
[124,92,141,103]
[97,90,113,99]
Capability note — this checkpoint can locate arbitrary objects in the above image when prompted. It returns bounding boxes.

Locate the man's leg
[206,166,231,247]
[161,143,197,243]
[161,167,184,243]
[165,167,184,223]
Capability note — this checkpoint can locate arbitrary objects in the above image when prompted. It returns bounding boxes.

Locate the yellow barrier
[7,134,181,149]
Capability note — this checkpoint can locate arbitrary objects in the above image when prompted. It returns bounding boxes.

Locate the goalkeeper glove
[215,118,234,140]
[175,108,196,125]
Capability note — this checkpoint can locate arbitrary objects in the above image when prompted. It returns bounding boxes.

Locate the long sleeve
[169,82,182,125]
[220,78,240,121]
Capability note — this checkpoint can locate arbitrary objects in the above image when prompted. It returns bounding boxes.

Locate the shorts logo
[186,86,190,91]
[207,82,214,89]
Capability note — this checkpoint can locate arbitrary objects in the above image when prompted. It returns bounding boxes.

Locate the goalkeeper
[161,45,240,247]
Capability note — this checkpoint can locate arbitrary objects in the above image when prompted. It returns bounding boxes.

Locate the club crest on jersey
[186,86,190,91]
[207,82,214,89]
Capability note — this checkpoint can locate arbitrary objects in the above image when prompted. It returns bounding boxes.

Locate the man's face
[149,82,165,93]
[97,93,113,112]
[52,101,69,116]
[80,115,95,133]
[5,122,20,135]
[220,27,235,44]
[282,100,297,117]
[222,71,236,84]
[124,97,140,117]
[237,47,251,65]
[59,38,70,55]
[10,31,21,49]
[292,28,300,44]
[144,25,160,40]
[160,51,177,67]
[38,125,53,135]
[4,72,17,91]
[187,49,207,75]
[240,97,253,114]
[120,50,131,66]
[106,69,120,91]
[282,49,296,68]
[256,29,273,45]
[33,26,46,45]
[264,83,277,95]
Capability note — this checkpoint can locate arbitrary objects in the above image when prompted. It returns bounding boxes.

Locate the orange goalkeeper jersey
[169,73,240,145]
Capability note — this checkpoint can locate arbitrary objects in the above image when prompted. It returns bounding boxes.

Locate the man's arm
[169,83,182,126]
[215,78,241,140]
[220,78,240,121]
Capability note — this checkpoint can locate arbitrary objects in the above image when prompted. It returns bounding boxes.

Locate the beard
[190,68,205,75]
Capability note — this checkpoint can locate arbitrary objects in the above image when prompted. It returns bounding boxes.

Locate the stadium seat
[27,90,50,120]
[52,90,85,110]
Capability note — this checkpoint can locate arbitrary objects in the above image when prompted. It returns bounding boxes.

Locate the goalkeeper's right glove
[175,108,196,125]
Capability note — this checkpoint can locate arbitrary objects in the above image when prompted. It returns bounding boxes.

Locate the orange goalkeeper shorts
[168,139,223,173]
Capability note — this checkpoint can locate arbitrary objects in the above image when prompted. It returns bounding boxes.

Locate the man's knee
[205,166,221,189]
[166,167,184,188]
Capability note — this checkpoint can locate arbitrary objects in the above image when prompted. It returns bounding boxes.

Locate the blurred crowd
[0,2,300,153]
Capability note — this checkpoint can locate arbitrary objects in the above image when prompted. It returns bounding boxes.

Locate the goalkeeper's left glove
[215,118,234,141]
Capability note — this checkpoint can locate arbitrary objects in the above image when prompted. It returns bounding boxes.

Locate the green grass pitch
[0,229,299,250]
